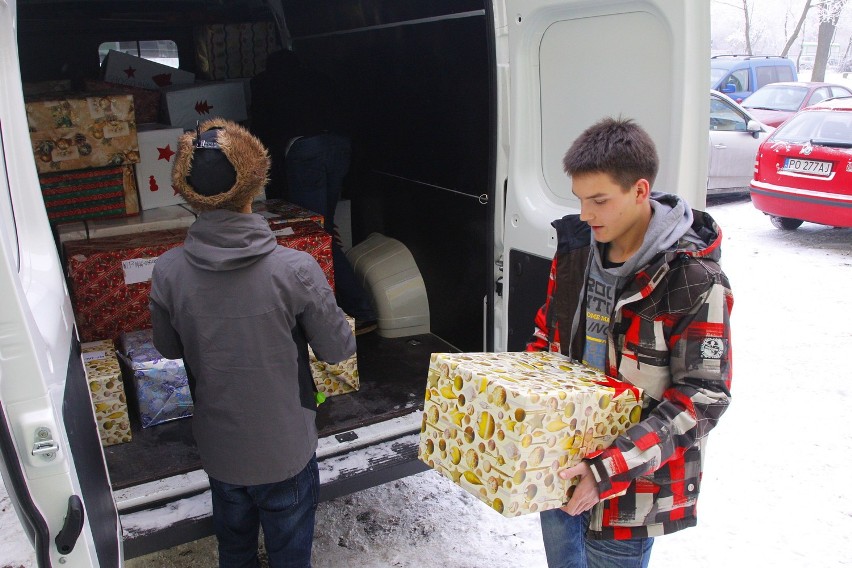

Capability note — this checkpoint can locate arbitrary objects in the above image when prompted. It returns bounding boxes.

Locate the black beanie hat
[188,128,237,197]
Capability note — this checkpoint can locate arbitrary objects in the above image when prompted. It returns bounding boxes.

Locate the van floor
[103,332,455,490]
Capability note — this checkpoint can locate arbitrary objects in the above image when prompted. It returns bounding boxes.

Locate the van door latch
[32,427,59,461]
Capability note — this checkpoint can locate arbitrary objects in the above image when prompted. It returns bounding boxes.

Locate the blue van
[711,55,797,102]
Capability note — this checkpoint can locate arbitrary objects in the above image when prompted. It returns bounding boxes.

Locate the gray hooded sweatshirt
[149,209,355,485]
[581,193,698,369]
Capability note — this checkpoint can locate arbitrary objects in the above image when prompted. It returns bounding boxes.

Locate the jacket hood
[183,210,277,271]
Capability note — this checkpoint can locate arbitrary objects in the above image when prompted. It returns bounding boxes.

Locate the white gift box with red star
[101,50,195,90]
[160,81,248,131]
[134,124,186,210]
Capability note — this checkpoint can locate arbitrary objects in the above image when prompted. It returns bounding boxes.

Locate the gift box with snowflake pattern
[81,339,132,446]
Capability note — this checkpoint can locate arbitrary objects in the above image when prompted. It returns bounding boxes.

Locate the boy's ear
[634,178,651,201]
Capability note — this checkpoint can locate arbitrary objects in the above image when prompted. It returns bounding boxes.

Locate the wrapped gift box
[55,204,196,248]
[39,165,140,224]
[118,329,193,428]
[160,81,248,130]
[84,79,162,124]
[273,220,334,291]
[81,339,132,446]
[194,22,280,80]
[64,228,187,342]
[22,79,73,97]
[310,316,358,397]
[26,93,140,173]
[102,49,195,90]
[133,124,186,210]
[252,199,324,227]
[418,351,643,517]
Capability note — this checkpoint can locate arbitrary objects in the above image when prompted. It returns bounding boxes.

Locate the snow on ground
[2,195,852,567]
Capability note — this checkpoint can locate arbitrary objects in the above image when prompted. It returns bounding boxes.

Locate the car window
[773,111,852,144]
[831,86,852,98]
[775,65,795,83]
[808,87,832,106]
[743,85,806,111]
[721,69,749,93]
[710,67,728,88]
[710,97,748,131]
[755,64,795,89]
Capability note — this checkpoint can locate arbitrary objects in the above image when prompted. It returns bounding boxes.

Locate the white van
[0,0,710,565]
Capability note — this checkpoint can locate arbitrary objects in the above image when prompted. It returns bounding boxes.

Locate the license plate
[782,157,833,177]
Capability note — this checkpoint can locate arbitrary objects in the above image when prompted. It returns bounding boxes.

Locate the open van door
[0,1,122,566]
[497,0,711,352]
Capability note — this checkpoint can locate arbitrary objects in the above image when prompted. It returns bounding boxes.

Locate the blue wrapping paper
[118,329,193,428]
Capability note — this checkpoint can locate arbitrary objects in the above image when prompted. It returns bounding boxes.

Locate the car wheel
[770,216,804,230]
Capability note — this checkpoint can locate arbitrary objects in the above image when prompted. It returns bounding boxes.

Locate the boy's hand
[559,461,600,516]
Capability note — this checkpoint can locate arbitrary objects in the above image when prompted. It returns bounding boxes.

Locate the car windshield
[772,110,852,146]
[742,85,807,111]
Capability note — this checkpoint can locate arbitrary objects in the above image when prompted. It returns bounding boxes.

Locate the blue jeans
[540,509,654,568]
[286,134,376,321]
[209,456,319,568]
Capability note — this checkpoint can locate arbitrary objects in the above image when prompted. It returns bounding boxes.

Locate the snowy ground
[2,194,852,567]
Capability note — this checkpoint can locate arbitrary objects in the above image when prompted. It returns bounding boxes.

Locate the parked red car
[741,81,852,127]
[750,96,852,229]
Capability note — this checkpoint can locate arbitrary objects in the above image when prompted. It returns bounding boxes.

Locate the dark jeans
[286,133,376,321]
[540,509,654,568]
[209,456,319,568]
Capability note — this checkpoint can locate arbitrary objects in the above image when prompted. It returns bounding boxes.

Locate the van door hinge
[32,427,59,461]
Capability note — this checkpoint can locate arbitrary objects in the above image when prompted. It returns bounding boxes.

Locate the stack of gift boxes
[41,25,360,446]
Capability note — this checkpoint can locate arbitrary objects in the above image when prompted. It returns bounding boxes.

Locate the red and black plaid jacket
[528,210,733,539]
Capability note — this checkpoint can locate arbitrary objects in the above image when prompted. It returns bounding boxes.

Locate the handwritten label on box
[122,257,158,285]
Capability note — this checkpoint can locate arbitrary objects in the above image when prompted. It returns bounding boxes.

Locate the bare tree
[812,0,848,81]
[742,0,753,54]
[781,0,813,57]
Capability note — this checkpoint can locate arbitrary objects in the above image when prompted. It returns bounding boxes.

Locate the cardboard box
[194,22,281,80]
[22,80,73,97]
[252,199,324,227]
[102,49,195,90]
[310,316,358,397]
[26,93,140,173]
[39,165,140,224]
[64,229,188,342]
[161,81,247,130]
[418,351,643,517]
[134,124,186,210]
[81,339,132,446]
[118,329,193,428]
[55,204,196,247]
[84,79,162,124]
[273,220,334,291]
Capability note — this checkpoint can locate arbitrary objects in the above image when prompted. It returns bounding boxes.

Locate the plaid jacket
[527,210,733,539]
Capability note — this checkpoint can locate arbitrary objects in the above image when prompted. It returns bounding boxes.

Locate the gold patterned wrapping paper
[418,351,643,517]
[309,316,359,397]
[26,93,140,173]
[81,339,132,447]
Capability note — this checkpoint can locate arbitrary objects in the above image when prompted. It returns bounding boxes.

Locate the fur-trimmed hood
[172,118,270,212]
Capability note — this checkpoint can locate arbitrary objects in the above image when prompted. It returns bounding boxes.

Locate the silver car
[708,90,774,194]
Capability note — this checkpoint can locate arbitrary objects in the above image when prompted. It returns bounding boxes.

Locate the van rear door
[498,0,711,351]
[0,1,121,565]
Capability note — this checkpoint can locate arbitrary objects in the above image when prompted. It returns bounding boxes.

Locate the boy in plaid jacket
[528,117,733,568]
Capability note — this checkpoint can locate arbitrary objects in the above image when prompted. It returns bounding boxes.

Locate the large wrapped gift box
[310,316,358,397]
[84,79,162,124]
[81,339,132,446]
[64,229,187,342]
[272,220,334,291]
[118,329,193,428]
[194,22,280,80]
[26,93,140,173]
[102,49,195,90]
[39,165,140,224]
[133,124,186,210]
[160,81,248,131]
[418,351,643,517]
[252,199,324,228]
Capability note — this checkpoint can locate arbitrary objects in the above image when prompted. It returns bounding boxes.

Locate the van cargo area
[12,0,500,556]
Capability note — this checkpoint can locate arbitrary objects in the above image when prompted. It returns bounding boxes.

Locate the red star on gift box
[195,100,213,114]
[157,144,175,162]
[124,66,136,78]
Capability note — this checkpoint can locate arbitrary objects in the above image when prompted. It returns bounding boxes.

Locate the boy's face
[571,171,651,248]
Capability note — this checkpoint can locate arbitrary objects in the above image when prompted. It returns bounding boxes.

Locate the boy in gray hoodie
[528,117,734,568]
[149,119,355,568]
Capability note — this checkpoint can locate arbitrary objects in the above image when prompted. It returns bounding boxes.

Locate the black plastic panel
[506,249,553,352]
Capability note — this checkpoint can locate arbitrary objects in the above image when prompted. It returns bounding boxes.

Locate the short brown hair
[562,117,659,190]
